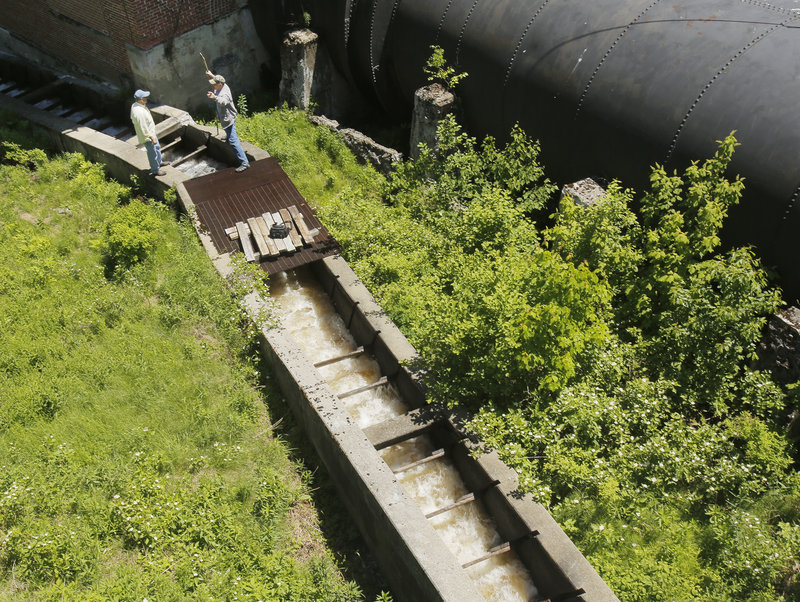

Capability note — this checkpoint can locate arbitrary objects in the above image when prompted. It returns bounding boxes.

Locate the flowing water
[270,267,537,601]
[163,153,228,178]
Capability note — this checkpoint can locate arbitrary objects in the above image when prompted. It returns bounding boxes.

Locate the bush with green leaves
[423,45,468,91]
[241,105,799,600]
[413,245,611,403]
[387,113,556,218]
[546,135,783,420]
[100,198,162,274]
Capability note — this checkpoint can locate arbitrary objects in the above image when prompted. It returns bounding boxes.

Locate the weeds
[0,142,360,598]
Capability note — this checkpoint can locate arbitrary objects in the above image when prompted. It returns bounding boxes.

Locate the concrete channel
[0,55,618,602]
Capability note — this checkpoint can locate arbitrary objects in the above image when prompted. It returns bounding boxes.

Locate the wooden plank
[313,346,366,368]
[280,207,303,248]
[425,492,476,519]
[422,480,499,519]
[6,86,27,98]
[160,136,183,152]
[172,145,207,167]
[33,97,60,111]
[262,213,286,253]
[288,204,314,245]
[102,124,131,138]
[461,542,511,569]
[247,217,271,258]
[363,407,441,450]
[64,109,94,123]
[272,211,296,253]
[225,226,239,240]
[51,105,73,117]
[235,221,257,262]
[255,216,280,256]
[338,376,389,400]
[84,116,114,130]
[393,448,445,474]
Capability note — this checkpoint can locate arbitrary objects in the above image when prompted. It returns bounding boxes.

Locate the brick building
[0,0,271,110]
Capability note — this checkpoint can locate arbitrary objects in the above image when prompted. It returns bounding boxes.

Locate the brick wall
[0,0,242,84]
[126,0,243,49]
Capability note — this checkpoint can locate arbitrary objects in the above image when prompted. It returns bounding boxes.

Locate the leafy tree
[423,45,468,91]
[546,134,782,418]
[416,245,611,406]
[385,114,556,219]
[544,181,642,298]
[625,134,749,331]
[241,107,800,601]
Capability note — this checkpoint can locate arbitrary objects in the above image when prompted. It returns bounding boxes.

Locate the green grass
[0,145,364,599]
[237,107,385,207]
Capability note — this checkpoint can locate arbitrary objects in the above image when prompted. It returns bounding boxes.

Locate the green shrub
[386,114,556,218]
[273,108,798,599]
[100,199,162,274]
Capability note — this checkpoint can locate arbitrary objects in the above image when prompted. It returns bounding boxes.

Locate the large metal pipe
[289,0,800,299]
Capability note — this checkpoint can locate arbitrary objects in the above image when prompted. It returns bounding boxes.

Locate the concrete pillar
[409,83,455,160]
[751,307,800,441]
[754,307,800,385]
[279,28,318,110]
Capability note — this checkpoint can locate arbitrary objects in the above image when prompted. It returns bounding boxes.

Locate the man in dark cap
[130,89,169,176]
[206,71,250,172]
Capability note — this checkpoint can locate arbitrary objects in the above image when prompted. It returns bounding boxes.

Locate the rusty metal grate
[183,158,341,274]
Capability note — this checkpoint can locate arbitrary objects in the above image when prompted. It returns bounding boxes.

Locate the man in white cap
[130,89,169,176]
[206,71,250,172]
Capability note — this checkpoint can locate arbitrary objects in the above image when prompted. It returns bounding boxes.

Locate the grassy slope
[0,146,364,600]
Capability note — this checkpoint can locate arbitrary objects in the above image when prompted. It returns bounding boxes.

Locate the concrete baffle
[279,28,318,110]
[409,83,455,160]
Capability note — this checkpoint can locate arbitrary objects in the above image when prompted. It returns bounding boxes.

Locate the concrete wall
[0,3,270,112]
[127,8,269,114]
[250,297,484,602]
[0,0,246,86]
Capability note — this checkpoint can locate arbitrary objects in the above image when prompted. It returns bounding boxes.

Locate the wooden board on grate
[225,204,320,262]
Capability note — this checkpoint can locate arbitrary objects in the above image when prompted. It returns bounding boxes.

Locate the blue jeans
[144,140,162,174]
[224,123,248,167]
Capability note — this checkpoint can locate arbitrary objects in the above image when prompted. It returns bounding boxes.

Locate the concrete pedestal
[279,28,318,110]
[409,83,455,160]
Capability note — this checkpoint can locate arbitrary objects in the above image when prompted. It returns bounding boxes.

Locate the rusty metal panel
[183,158,341,274]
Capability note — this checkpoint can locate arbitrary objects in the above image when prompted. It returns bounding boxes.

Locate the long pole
[200,52,219,135]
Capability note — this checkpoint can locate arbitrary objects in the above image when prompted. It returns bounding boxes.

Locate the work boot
[235,163,250,172]
[161,161,171,166]
[153,169,166,176]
